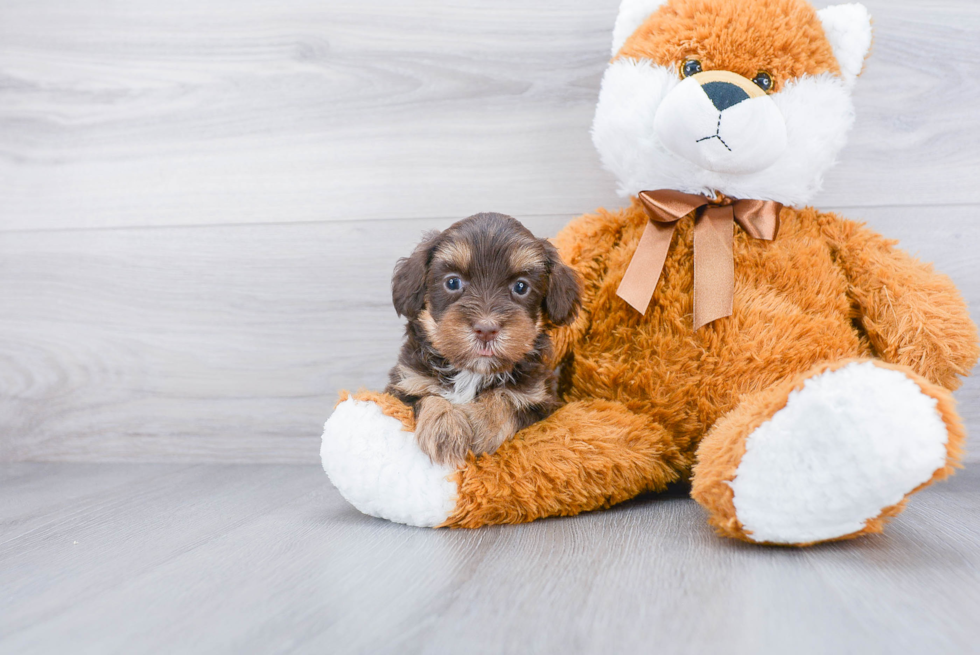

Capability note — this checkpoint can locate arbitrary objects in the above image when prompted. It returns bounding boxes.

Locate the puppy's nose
[701,81,750,112]
[472,321,500,344]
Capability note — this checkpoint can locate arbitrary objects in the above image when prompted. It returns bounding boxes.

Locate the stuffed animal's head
[592,0,873,206]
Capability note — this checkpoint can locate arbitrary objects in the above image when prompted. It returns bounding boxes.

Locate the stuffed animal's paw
[694,360,963,545]
[321,397,457,527]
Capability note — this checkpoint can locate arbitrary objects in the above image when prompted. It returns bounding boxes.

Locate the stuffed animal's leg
[691,359,965,546]
[322,392,683,528]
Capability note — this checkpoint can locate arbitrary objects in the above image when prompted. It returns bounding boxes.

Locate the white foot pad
[321,398,456,527]
[730,362,948,544]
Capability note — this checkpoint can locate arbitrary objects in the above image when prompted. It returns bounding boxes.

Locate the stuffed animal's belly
[564,220,870,451]
[567,302,868,448]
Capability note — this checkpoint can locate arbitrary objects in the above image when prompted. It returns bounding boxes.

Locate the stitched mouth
[695,113,731,152]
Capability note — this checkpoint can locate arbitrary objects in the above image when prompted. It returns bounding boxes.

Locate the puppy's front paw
[462,392,517,457]
[416,396,474,467]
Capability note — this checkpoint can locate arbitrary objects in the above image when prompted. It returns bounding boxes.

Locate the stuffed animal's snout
[654,70,788,175]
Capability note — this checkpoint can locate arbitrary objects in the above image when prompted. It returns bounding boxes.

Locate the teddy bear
[321,0,979,545]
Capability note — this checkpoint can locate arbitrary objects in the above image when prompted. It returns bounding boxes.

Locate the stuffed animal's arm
[547,205,634,367]
[822,214,979,389]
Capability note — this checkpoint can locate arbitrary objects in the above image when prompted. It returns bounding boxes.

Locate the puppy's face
[392,213,581,374]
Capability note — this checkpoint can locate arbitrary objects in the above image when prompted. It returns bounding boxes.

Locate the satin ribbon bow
[616,189,782,330]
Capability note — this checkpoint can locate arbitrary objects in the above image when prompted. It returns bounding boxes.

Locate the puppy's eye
[681,59,703,78]
[512,280,530,296]
[444,276,462,292]
[752,71,774,92]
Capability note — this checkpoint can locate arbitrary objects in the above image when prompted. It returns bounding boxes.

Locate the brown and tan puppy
[385,212,581,466]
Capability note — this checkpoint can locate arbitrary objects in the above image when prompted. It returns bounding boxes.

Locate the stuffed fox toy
[322,0,979,545]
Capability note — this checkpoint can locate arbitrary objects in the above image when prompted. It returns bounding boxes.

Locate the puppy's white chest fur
[442,370,486,405]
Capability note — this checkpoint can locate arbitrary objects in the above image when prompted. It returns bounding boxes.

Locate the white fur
[443,369,486,405]
[654,76,787,175]
[729,362,949,544]
[592,59,855,205]
[321,398,456,527]
[818,4,873,87]
[611,0,668,56]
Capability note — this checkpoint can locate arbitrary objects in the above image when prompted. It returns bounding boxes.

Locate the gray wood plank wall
[1,0,978,462]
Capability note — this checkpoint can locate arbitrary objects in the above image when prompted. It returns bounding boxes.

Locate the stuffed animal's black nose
[473,321,500,344]
[701,81,750,112]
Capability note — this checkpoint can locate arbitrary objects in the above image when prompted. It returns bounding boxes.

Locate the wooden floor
[3,462,980,655]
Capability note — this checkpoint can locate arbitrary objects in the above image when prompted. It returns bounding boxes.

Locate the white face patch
[592,58,856,206]
[653,76,787,175]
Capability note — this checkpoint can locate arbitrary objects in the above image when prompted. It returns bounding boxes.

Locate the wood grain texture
[2,463,980,654]
[1,0,979,231]
[1,0,979,463]
[0,214,562,462]
[0,207,977,463]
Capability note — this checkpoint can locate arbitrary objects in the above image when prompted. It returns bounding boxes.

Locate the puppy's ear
[392,230,441,319]
[541,240,582,326]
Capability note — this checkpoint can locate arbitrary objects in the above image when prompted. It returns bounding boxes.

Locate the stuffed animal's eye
[512,280,530,296]
[445,276,462,292]
[682,59,703,78]
[752,71,774,92]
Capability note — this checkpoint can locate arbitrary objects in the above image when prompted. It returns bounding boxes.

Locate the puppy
[385,212,582,466]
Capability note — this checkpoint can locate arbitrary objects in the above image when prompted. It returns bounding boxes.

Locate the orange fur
[439,199,977,530]
[820,218,979,390]
[336,0,978,542]
[619,0,841,90]
[442,399,683,528]
[340,389,415,431]
[347,200,976,534]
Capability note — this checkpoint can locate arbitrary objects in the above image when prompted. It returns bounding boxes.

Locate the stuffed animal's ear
[818,3,873,88]
[611,0,668,56]
[391,230,441,320]
[541,240,582,326]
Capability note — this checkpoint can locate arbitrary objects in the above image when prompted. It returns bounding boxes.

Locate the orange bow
[616,189,782,330]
